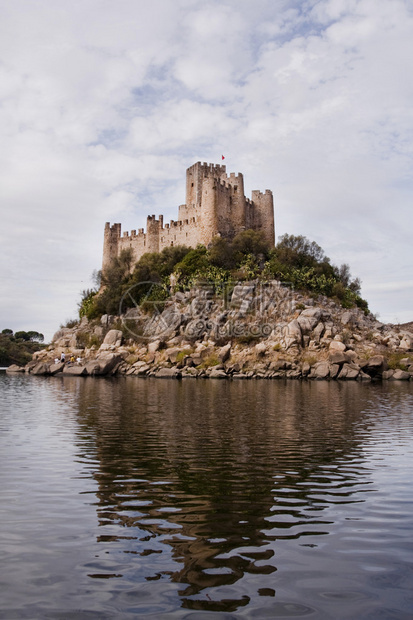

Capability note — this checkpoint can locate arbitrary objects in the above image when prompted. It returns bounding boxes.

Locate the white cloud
[0,0,412,340]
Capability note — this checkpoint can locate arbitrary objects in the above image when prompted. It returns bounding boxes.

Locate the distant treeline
[0,330,45,367]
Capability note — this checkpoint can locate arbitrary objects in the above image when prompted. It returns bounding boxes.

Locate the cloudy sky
[1,0,412,341]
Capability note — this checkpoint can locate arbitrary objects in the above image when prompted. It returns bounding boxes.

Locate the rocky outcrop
[10,279,412,381]
[6,364,26,373]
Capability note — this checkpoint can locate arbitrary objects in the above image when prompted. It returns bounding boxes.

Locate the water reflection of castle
[67,377,370,612]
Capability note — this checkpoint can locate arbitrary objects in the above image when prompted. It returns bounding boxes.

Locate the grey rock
[185,318,209,340]
[155,367,182,378]
[311,361,330,379]
[364,355,388,377]
[328,351,348,365]
[147,339,162,354]
[209,368,228,378]
[329,364,340,379]
[63,366,88,376]
[255,342,267,356]
[338,363,360,380]
[6,364,25,373]
[391,369,411,380]
[340,311,354,326]
[399,335,413,351]
[231,284,256,305]
[283,319,302,348]
[144,304,182,338]
[92,354,123,376]
[218,343,231,363]
[165,347,181,363]
[103,329,123,346]
[297,308,321,334]
[300,307,322,320]
[85,361,101,375]
[49,362,65,375]
[31,362,50,376]
[313,322,325,342]
[134,364,150,375]
[329,340,346,352]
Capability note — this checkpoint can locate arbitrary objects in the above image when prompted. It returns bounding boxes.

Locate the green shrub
[386,352,409,370]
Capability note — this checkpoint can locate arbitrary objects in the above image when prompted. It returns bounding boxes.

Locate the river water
[1,373,413,619]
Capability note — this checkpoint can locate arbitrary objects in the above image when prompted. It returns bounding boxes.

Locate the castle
[102,161,275,271]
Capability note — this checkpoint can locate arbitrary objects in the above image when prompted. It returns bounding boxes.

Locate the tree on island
[77,231,368,320]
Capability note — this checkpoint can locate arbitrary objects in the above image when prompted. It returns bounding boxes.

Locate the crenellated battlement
[103,161,275,271]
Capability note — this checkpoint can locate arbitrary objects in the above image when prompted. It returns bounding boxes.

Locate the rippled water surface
[1,374,413,619]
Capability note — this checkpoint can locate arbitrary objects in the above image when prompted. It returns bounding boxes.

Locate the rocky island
[7,162,413,381]
[8,280,413,381]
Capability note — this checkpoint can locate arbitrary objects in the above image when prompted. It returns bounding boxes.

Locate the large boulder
[185,319,209,340]
[147,339,162,354]
[399,334,413,351]
[313,322,325,342]
[231,284,256,306]
[103,329,123,347]
[6,364,25,373]
[85,361,101,375]
[297,308,322,334]
[63,366,88,376]
[328,351,348,365]
[133,363,150,376]
[363,355,388,378]
[31,362,50,376]
[311,361,330,379]
[144,304,182,338]
[340,311,355,326]
[49,362,65,375]
[329,340,346,352]
[255,342,267,356]
[218,343,231,363]
[209,368,228,378]
[283,319,302,348]
[391,369,411,380]
[337,363,360,380]
[89,353,123,376]
[165,347,181,363]
[155,367,182,378]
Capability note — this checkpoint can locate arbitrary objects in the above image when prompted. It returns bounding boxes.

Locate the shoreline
[6,280,413,383]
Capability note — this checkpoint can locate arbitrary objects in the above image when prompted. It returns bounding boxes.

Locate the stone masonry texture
[102,161,275,271]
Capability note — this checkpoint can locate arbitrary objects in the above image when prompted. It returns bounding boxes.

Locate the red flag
[222,155,225,160]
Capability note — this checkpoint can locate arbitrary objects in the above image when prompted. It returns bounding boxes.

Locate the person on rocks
[60,352,66,363]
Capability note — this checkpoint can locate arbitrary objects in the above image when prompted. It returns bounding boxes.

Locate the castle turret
[186,162,226,209]
[102,162,275,269]
[146,215,161,253]
[102,222,121,272]
[251,190,275,247]
[226,171,247,234]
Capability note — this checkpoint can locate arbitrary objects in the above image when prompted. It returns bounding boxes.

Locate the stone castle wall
[102,161,275,271]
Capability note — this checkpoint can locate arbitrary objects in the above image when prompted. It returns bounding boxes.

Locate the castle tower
[103,161,275,270]
[146,215,161,253]
[185,162,226,209]
[251,190,275,247]
[225,171,247,234]
[102,222,121,272]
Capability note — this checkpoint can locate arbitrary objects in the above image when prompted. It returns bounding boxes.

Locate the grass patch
[386,352,410,370]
